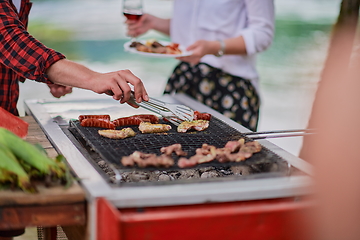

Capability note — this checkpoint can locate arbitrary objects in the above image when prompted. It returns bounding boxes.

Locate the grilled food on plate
[130,40,182,55]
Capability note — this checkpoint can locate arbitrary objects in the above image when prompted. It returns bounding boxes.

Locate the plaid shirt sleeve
[0,0,65,83]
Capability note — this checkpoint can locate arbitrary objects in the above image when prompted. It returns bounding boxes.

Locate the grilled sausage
[78,114,111,122]
[112,117,143,127]
[80,118,115,129]
[112,115,159,127]
[132,114,159,123]
[194,111,211,121]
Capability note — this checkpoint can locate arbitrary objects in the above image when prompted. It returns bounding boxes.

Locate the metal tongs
[243,128,316,140]
[129,92,195,126]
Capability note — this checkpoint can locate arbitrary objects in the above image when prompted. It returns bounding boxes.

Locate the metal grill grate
[69,117,288,171]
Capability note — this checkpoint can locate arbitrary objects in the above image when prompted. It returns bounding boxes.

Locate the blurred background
[18,0,341,156]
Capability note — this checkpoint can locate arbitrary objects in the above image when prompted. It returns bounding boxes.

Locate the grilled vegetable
[0,127,65,178]
[0,143,35,192]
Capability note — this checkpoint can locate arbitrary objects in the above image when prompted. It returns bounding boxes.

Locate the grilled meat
[121,151,174,168]
[130,40,182,55]
[160,144,187,156]
[112,114,159,127]
[80,118,115,129]
[177,139,262,168]
[224,138,245,152]
[78,114,111,122]
[98,128,136,139]
[151,41,164,48]
[138,122,171,134]
[177,120,209,133]
[129,41,143,48]
[193,111,212,121]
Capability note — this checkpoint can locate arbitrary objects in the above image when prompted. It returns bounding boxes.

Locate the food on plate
[98,128,136,139]
[112,114,159,127]
[160,143,187,156]
[129,40,182,55]
[78,114,111,122]
[177,139,262,168]
[80,118,116,129]
[138,122,171,133]
[177,120,209,133]
[121,151,174,168]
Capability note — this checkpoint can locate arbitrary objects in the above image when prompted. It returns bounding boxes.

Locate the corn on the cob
[0,143,35,192]
[0,127,65,178]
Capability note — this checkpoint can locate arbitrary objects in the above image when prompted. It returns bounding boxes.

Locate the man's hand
[89,69,149,105]
[46,59,149,107]
[47,83,73,98]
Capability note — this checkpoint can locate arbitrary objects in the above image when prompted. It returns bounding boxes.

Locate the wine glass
[122,0,143,42]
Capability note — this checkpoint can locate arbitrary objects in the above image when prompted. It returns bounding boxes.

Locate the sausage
[80,118,115,129]
[78,114,111,122]
[112,114,159,127]
[131,114,159,123]
[194,111,211,121]
[112,117,143,127]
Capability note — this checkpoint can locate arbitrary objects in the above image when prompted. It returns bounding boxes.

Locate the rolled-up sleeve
[241,0,275,56]
[0,1,65,83]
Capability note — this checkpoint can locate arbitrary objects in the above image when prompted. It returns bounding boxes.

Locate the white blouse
[170,0,275,91]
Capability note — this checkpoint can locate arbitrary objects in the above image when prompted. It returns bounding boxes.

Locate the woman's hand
[126,13,171,37]
[126,13,155,37]
[176,40,219,65]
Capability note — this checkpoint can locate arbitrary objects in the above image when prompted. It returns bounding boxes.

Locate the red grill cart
[25,94,313,240]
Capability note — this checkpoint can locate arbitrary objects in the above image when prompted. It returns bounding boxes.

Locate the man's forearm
[45,59,96,90]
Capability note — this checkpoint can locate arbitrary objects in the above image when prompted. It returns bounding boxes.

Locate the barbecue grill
[24,94,313,240]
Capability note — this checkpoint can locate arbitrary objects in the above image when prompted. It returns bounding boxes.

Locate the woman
[126,0,274,131]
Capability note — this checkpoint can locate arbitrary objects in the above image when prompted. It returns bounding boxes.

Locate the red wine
[123,11,142,21]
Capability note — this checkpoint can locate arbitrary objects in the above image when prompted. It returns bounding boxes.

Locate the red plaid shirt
[0,0,65,115]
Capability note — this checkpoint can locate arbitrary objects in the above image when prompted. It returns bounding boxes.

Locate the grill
[24,94,312,207]
[68,117,289,174]
[24,95,313,240]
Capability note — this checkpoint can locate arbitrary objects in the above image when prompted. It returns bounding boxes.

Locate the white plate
[123,40,192,58]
